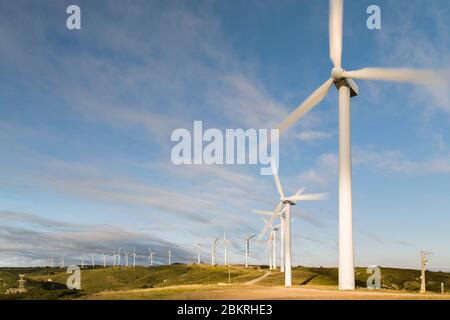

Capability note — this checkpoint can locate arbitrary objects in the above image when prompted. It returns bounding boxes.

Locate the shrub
[403,281,420,291]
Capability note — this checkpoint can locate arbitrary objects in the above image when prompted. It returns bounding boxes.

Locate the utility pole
[420,251,431,294]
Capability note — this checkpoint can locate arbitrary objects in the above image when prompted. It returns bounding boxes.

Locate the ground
[0,264,449,300]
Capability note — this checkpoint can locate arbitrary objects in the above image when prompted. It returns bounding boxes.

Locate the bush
[403,281,420,291]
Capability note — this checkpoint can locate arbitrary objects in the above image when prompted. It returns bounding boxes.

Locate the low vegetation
[0,264,448,300]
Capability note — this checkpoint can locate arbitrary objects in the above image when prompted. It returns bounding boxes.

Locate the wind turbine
[112,249,117,267]
[211,237,220,266]
[80,255,84,268]
[148,249,156,267]
[131,248,137,268]
[274,0,442,290]
[50,257,54,269]
[60,254,65,269]
[90,254,95,267]
[244,234,257,268]
[261,159,327,285]
[254,207,287,272]
[103,254,107,267]
[223,230,232,266]
[262,218,279,270]
[167,250,171,265]
[123,249,130,267]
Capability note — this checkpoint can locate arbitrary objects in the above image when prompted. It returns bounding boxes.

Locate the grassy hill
[0,264,449,299]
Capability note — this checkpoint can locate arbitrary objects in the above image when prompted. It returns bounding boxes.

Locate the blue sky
[0,0,449,270]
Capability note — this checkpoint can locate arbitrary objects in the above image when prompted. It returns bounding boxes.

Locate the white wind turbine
[244,234,257,268]
[211,237,220,266]
[103,254,107,267]
[254,207,287,272]
[123,249,130,267]
[112,249,117,267]
[60,254,65,269]
[80,255,84,268]
[262,218,279,270]
[50,257,54,269]
[222,230,232,266]
[131,248,137,268]
[148,249,156,267]
[90,254,95,267]
[274,0,443,290]
[262,159,327,286]
[167,250,171,265]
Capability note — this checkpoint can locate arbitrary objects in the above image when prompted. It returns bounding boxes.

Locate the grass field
[1,264,449,300]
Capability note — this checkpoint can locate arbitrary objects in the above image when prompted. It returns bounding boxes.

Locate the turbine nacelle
[281,198,296,206]
[332,67,359,97]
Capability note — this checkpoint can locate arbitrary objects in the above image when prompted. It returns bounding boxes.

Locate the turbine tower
[275,0,442,290]
[211,237,220,266]
[80,255,84,268]
[223,230,232,265]
[90,254,95,267]
[168,250,171,265]
[244,234,256,268]
[420,251,433,293]
[131,248,137,268]
[103,254,107,267]
[197,244,201,264]
[123,249,129,267]
[148,249,155,267]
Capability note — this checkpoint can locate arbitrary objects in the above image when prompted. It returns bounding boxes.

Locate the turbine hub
[331,67,345,80]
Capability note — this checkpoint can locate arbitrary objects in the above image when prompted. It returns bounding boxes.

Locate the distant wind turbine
[211,237,220,266]
[244,234,257,268]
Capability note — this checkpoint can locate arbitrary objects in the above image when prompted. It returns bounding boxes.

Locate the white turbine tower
[274,0,443,290]
[260,159,328,286]
[222,230,232,266]
[60,254,65,269]
[148,249,156,267]
[80,255,84,268]
[90,254,95,267]
[123,249,130,267]
[103,254,107,267]
[131,248,137,268]
[196,244,201,264]
[51,257,54,269]
[112,249,117,267]
[211,238,220,266]
[244,234,257,268]
[167,250,171,265]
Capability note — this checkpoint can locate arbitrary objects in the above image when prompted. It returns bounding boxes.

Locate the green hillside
[0,264,449,300]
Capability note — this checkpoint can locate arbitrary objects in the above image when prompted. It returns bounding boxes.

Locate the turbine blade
[273,175,285,200]
[288,192,329,202]
[341,68,443,85]
[257,207,279,241]
[252,210,274,216]
[278,78,333,135]
[329,0,343,68]
[295,187,306,196]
